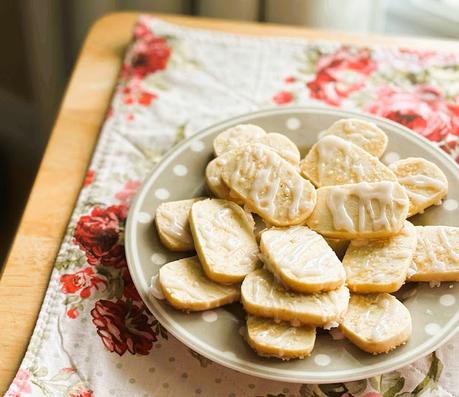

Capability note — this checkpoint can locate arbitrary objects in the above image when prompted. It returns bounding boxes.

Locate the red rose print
[73,205,128,267]
[60,267,107,298]
[91,299,157,355]
[83,169,95,187]
[67,308,79,319]
[122,269,141,301]
[365,85,459,144]
[285,76,296,83]
[123,21,171,80]
[273,91,294,105]
[115,180,141,205]
[307,46,376,106]
[122,80,158,108]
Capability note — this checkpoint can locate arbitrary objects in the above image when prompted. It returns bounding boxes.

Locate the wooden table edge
[1,11,458,393]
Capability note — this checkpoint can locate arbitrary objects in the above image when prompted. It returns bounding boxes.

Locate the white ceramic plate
[126,107,459,383]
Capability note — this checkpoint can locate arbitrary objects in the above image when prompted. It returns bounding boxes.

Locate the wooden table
[1,11,459,393]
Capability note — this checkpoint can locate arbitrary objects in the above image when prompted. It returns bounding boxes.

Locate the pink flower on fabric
[273,91,294,105]
[365,85,459,143]
[115,180,141,205]
[307,46,377,106]
[7,369,32,395]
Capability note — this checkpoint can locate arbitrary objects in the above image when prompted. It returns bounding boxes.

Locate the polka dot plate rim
[125,106,459,383]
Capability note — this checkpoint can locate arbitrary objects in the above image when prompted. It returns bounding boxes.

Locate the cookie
[343,221,417,293]
[214,124,300,166]
[155,198,203,251]
[245,315,316,360]
[389,157,448,217]
[340,294,412,354]
[318,118,388,158]
[213,124,266,156]
[205,155,243,203]
[408,226,459,282]
[241,268,350,327]
[300,135,396,187]
[325,238,350,260]
[260,226,345,293]
[221,144,317,226]
[258,133,300,166]
[159,256,240,311]
[306,181,409,239]
[190,199,260,283]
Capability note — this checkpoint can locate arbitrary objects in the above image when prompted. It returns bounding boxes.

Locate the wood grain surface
[1,12,458,393]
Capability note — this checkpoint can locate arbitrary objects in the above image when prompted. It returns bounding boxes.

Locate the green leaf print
[409,352,443,396]
[318,383,348,397]
[380,372,404,397]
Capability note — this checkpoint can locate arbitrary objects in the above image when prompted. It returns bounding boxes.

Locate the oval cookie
[258,133,300,166]
[190,199,260,283]
[241,268,350,327]
[408,226,459,282]
[300,135,396,187]
[260,226,345,293]
[221,144,317,226]
[155,198,203,251]
[389,157,448,217]
[159,256,240,311]
[340,294,412,354]
[246,315,316,360]
[205,156,243,204]
[318,118,388,158]
[306,181,409,239]
[214,124,300,166]
[213,124,266,156]
[343,221,417,293]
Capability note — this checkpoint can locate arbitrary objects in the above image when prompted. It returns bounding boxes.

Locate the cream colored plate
[126,107,459,383]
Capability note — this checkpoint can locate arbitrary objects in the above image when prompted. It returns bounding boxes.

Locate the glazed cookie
[205,156,243,203]
[213,124,266,156]
[241,269,350,327]
[260,226,345,293]
[340,294,412,354]
[159,256,240,311]
[343,221,417,293]
[408,226,459,282]
[300,135,396,187]
[245,315,316,360]
[214,124,300,166]
[318,118,388,158]
[258,133,300,166]
[221,144,317,226]
[155,198,204,251]
[190,199,260,283]
[306,181,409,239]
[389,157,448,217]
[325,238,350,260]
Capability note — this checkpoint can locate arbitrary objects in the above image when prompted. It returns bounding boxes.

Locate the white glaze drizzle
[326,182,408,233]
[316,135,352,181]
[398,174,447,190]
[159,207,193,244]
[228,145,307,220]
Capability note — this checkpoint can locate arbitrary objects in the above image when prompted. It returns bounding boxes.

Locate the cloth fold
[6,16,459,397]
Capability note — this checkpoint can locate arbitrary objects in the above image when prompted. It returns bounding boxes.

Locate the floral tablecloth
[6,16,459,397]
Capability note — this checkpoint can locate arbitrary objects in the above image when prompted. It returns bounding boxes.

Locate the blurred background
[1,0,459,266]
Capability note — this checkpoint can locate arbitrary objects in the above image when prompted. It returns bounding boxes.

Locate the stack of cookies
[153,118,458,359]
